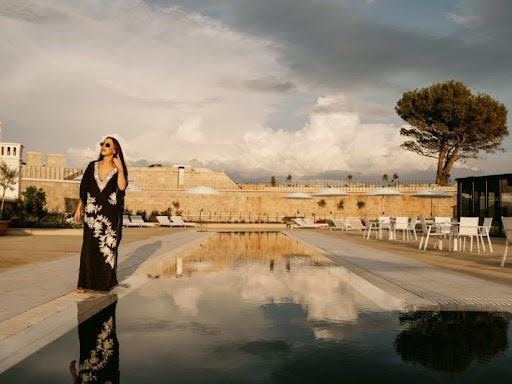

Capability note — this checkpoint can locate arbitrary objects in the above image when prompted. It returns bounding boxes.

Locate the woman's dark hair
[97,136,129,181]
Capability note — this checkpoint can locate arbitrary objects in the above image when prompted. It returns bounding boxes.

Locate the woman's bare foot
[76,288,85,293]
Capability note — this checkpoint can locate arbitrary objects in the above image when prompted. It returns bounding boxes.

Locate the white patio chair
[419,216,451,250]
[408,217,418,240]
[361,216,370,238]
[377,216,391,239]
[156,216,173,227]
[478,217,493,253]
[170,216,196,227]
[501,217,512,267]
[457,217,481,252]
[394,216,410,241]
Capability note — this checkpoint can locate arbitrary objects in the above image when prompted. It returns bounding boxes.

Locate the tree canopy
[395,80,508,185]
[0,161,19,218]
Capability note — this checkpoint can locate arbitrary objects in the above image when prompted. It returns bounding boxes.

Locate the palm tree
[336,199,344,218]
[172,200,183,216]
[286,174,292,186]
[317,199,327,219]
[0,161,19,220]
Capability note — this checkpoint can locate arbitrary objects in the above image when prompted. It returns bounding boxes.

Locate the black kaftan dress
[77,161,124,292]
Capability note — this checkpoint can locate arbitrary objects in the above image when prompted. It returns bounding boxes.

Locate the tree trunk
[435,148,448,185]
[436,146,460,186]
[0,189,5,219]
[436,170,450,186]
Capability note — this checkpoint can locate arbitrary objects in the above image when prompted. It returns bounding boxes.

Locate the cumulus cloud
[232,95,430,175]
[0,0,290,163]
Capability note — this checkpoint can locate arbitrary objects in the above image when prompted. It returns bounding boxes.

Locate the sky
[0,0,511,182]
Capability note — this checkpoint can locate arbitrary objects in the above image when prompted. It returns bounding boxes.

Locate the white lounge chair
[170,216,196,227]
[123,214,139,227]
[345,217,364,231]
[501,217,512,267]
[122,214,130,227]
[156,216,173,227]
[330,218,350,231]
[290,218,328,229]
[129,215,156,227]
[302,217,329,228]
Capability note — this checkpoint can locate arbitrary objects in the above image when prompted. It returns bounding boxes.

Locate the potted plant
[0,161,19,235]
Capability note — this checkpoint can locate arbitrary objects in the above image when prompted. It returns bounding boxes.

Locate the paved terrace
[285,229,512,313]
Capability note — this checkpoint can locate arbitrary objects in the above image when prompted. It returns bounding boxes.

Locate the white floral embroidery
[79,316,115,383]
[108,192,117,205]
[84,193,117,269]
[94,162,117,192]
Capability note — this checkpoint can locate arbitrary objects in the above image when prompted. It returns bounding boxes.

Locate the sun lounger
[302,217,329,228]
[330,218,350,230]
[330,218,362,231]
[290,217,328,229]
[129,215,156,227]
[123,214,139,227]
[345,217,364,231]
[156,216,173,227]
[170,216,196,227]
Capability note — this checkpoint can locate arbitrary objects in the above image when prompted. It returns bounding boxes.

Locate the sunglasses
[99,142,112,148]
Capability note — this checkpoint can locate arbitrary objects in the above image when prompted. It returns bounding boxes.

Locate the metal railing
[21,166,84,180]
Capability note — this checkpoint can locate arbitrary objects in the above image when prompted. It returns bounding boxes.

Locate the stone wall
[123,187,456,222]
[20,179,80,213]
[128,166,240,190]
[20,161,457,220]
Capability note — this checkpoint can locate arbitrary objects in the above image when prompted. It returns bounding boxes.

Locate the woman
[74,137,128,293]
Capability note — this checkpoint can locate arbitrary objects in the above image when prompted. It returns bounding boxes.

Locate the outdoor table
[366,219,394,240]
[426,222,459,251]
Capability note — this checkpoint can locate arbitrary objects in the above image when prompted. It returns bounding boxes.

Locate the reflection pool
[2,232,512,383]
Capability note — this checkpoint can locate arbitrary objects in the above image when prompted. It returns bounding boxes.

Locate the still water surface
[2,232,512,383]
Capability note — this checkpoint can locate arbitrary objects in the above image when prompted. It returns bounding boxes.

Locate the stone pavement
[285,230,512,312]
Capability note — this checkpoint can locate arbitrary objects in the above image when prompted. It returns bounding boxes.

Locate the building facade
[456,173,512,235]
[0,122,23,203]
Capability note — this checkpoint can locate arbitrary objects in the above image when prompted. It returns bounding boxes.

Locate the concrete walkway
[285,230,512,312]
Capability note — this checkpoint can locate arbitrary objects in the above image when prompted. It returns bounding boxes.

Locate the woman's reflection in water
[70,296,119,383]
